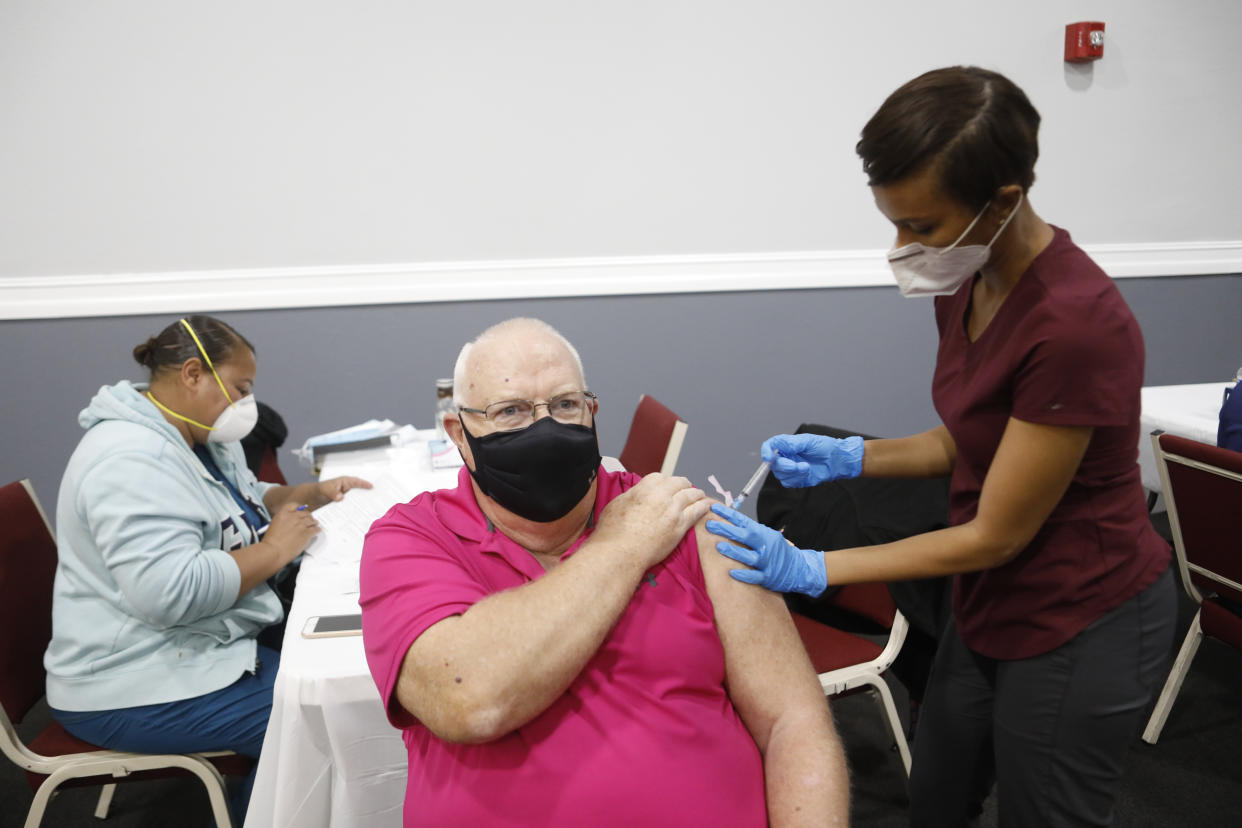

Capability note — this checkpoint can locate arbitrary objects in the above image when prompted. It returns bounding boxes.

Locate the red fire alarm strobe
[1065,21,1105,62]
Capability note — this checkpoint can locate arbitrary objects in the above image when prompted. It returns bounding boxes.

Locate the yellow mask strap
[146,390,216,431]
[180,318,236,406]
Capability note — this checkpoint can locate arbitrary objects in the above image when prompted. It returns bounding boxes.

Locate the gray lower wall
[4,273,1240,523]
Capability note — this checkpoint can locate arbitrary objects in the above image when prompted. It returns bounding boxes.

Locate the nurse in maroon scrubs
[707,66,1176,827]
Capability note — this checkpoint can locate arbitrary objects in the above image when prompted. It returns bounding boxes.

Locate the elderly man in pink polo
[360,317,848,827]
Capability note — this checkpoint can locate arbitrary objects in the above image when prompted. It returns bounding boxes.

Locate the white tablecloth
[245,438,461,828]
[1137,382,1231,494]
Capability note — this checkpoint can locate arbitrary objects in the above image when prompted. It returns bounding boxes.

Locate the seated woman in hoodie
[44,315,369,820]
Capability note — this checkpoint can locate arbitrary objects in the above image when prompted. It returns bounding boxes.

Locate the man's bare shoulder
[691,507,832,751]
[693,508,797,629]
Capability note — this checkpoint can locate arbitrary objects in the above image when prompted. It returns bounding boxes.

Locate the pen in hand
[256,503,308,537]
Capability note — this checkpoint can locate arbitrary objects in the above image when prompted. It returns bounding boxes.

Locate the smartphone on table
[302,613,363,638]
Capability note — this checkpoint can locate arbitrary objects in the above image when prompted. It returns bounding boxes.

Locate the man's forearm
[762,709,850,827]
[396,537,649,743]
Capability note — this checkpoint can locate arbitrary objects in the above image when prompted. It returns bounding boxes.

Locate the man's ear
[445,413,474,470]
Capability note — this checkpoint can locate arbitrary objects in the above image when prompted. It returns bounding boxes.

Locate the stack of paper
[303,471,423,563]
[293,420,421,472]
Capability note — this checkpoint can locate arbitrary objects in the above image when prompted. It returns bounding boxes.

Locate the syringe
[729,459,772,510]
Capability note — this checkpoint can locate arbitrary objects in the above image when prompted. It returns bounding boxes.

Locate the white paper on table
[317,446,401,481]
[390,424,422,446]
[304,472,422,563]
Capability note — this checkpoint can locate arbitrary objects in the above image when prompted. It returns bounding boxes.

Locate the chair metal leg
[867,676,912,776]
[183,757,235,828]
[1142,610,1203,744]
[24,777,59,828]
[93,783,117,819]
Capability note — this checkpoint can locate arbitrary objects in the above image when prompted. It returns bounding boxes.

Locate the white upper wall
[2,0,1239,277]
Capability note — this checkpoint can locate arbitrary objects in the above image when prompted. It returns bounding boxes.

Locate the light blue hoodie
[45,380,283,711]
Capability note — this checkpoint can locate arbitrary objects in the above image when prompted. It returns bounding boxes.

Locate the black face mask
[459,415,602,523]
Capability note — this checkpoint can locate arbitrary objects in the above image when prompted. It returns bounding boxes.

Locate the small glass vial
[434,378,454,440]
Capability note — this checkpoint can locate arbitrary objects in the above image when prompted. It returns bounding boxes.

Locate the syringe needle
[730,459,772,510]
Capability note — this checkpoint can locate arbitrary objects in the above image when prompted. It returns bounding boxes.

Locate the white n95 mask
[207,393,258,443]
[146,385,259,443]
[145,389,258,443]
[887,192,1023,298]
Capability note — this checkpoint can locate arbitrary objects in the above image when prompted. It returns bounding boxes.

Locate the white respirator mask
[204,392,258,443]
[887,192,1023,298]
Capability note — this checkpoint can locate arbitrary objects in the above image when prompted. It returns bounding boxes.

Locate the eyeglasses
[458,390,598,431]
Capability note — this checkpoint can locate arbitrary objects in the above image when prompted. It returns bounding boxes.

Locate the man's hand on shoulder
[590,473,710,571]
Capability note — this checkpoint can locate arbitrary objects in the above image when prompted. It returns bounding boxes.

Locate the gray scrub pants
[908,566,1176,827]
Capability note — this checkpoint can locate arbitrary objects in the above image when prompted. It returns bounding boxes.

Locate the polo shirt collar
[431,465,610,576]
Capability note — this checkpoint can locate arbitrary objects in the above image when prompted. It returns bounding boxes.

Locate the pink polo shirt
[359,466,766,827]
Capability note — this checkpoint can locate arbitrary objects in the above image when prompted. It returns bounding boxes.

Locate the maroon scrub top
[932,226,1170,659]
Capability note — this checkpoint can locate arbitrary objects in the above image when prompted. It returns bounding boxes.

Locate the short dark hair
[856,66,1041,210]
[132,315,254,375]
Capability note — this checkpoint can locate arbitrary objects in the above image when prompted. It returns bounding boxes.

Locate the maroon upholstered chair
[791,580,911,775]
[1142,433,1242,743]
[617,395,689,477]
[258,444,288,485]
[0,479,251,828]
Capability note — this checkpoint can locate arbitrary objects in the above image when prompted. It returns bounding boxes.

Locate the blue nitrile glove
[705,503,828,597]
[761,433,864,488]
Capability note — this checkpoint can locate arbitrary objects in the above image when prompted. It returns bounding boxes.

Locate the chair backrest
[1154,432,1242,606]
[617,395,688,477]
[830,581,898,629]
[258,444,288,485]
[0,480,59,725]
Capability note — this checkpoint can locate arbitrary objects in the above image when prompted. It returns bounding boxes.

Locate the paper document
[304,472,421,563]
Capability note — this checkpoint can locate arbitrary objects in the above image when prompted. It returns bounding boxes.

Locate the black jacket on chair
[241,401,289,483]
